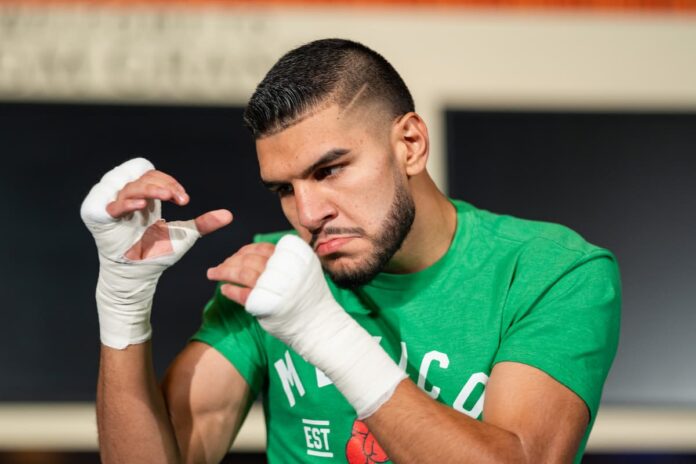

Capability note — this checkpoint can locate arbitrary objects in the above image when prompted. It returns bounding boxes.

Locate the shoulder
[450,199,619,290]
[453,198,614,262]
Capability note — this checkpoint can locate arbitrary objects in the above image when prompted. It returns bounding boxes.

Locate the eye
[275,184,294,198]
[314,164,343,181]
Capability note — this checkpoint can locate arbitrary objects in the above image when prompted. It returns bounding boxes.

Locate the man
[81,38,620,463]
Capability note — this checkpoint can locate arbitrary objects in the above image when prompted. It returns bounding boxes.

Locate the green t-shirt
[190,198,621,463]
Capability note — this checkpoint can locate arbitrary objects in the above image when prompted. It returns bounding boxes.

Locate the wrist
[95,265,156,350]
[283,301,407,419]
[247,235,408,418]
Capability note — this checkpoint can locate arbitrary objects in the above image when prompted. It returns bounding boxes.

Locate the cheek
[280,198,311,239]
[346,166,397,226]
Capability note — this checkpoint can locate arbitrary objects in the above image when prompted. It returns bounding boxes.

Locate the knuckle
[241,254,256,267]
[258,242,275,252]
[221,265,237,281]
[228,285,243,300]
[150,170,177,186]
[240,267,259,284]
[145,183,162,195]
[250,255,269,271]
[221,285,234,299]
[118,180,135,196]
[105,202,118,216]
[216,267,231,281]
[238,243,256,254]
[226,271,240,285]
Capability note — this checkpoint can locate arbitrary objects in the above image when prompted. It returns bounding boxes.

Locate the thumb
[195,209,233,236]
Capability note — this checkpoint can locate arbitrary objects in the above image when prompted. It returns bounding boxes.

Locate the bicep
[161,340,255,464]
[483,361,589,464]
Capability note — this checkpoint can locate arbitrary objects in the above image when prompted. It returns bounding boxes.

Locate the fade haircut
[243,38,415,139]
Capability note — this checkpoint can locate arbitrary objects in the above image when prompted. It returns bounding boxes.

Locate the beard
[320,176,416,289]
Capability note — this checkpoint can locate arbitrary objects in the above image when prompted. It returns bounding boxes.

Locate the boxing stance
[81,39,620,463]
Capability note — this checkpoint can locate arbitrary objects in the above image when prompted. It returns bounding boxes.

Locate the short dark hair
[243,38,415,139]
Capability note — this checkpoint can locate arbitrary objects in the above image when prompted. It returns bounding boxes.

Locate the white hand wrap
[246,235,407,419]
[80,158,201,349]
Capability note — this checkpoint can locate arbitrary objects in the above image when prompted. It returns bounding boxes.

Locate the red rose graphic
[345,419,390,464]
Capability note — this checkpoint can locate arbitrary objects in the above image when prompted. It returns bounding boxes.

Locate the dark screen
[0,102,290,401]
[446,109,696,406]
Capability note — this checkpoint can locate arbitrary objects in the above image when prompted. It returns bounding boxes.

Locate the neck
[383,173,457,274]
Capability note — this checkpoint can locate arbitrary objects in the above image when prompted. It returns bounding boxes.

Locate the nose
[293,182,337,233]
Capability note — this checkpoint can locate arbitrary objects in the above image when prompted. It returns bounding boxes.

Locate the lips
[315,236,356,256]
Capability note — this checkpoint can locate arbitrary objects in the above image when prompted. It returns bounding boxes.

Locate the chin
[320,253,383,289]
[320,253,357,272]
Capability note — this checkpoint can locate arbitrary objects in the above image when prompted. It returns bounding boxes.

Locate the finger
[106,197,150,219]
[235,242,276,258]
[105,182,177,219]
[208,252,269,280]
[142,169,185,188]
[115,181,178,205]
[194,209,233,236]
[208,243,274,276]
[207,264,262,289]
[119,181,188,205]
[220,284,252,307]
[206,242,275,285]
[142,170,188,198]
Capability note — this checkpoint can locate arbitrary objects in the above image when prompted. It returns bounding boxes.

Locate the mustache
[310,227,365,249]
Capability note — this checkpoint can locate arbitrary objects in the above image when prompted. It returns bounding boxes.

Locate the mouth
[314,236,358,257]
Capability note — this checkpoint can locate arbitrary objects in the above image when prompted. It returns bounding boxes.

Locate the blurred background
[0,0,695,463]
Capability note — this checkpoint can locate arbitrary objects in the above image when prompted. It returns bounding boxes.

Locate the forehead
[256,103,387,177]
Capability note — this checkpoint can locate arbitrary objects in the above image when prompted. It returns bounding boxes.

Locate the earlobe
[393,112,429,177]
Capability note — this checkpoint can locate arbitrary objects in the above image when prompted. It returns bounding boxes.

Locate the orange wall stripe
[2,0,695,11]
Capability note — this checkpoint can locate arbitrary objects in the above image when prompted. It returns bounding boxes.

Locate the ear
[391,112,429,177]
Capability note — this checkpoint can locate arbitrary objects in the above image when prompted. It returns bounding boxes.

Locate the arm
[161,341,255,464]
[97,340,253,464]
[96,341,180,463]
[209,236,618,463]
[81,158,238,463]
[361,253,618,463]
[364,361,588,463]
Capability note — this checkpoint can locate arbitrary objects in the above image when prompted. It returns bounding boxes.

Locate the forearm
[365,380,526,464]
[81,159,229,463]
[97,340,182,464]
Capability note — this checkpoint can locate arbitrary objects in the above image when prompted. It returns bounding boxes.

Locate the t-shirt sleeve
[188,282,268,397]
[493,248,622,422]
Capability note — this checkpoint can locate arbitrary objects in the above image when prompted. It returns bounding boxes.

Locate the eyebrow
[261,148,351,191]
